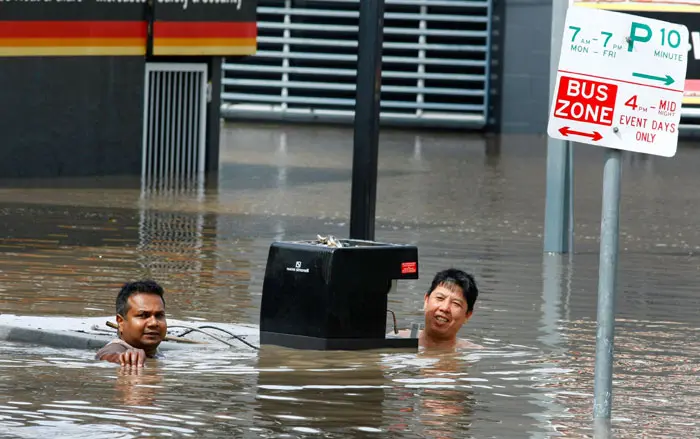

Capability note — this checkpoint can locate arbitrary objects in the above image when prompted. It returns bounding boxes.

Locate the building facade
[220,0,700,133]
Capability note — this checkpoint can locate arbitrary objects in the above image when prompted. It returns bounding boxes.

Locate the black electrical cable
[176,325,259,350]
[168,324,259,350]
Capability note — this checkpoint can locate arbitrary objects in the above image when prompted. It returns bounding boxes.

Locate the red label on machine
[401,262,417,274]
[554,76,618,126]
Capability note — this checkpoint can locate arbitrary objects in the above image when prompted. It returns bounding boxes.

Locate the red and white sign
[554,77,617,126]
[547,6,688,157]
[401,262,417,274]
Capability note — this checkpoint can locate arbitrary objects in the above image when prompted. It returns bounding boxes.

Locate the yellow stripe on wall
[153,45,257,56]
[683,96,700,104]
[153,37,257,47]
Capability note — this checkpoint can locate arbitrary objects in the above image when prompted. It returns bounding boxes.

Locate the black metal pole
[205,56,222,190]
[349,0,385,241]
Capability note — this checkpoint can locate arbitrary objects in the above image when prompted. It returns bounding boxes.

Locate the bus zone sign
[547,6,688,157]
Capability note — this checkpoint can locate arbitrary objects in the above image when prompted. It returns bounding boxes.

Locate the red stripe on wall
[0,21,147,38]
[153,21,257,39]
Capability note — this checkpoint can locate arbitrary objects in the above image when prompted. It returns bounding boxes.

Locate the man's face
[116,293,167,353]
[423,283,471,341]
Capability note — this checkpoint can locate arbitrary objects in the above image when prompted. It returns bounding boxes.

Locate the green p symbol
[628,22,652,51]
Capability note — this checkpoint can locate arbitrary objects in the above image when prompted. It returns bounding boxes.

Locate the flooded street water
[0,122,699,437]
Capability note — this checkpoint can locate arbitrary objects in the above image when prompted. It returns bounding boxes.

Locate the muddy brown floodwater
[0,122,699,438]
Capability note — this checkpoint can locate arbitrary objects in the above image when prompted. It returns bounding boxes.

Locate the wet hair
[116,279,165,317]
[427,268,479,312]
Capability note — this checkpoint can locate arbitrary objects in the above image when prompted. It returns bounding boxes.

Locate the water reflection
[254,347,389,435]
[539,254,572,351]
[484,134,501,167]
[411,353,475,439]
[114,366,164,407]
[252,346,479,438]
[137,207,205,280]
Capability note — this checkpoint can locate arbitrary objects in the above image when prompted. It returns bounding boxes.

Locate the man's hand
[98,348,147,367]
[118,348,147,367]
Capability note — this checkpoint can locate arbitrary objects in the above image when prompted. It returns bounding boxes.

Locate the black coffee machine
[259,238,419,350]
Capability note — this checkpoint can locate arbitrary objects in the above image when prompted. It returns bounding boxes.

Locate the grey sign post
[545,5,688,421]
[544,0,575,255]
[593,148,622,419]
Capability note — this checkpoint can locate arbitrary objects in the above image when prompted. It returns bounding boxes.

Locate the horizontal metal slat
[258,8,488,23]
[254,50,355,61]
[259,22,487,38]
[258,36,356,47]
[384,12,488,23]
[258,6,488,20]
[258,7,357,18]
[681,108,700,117]
[388,28,487,38]
[257,1,488,22]
[223,78,486,96]
[222,93,486,112]
[386,42,487,52]
[259,22,357,32]
[252,50,487,67]
[221,104,486,126]
[222,64,486,82]
[258,36,487,53]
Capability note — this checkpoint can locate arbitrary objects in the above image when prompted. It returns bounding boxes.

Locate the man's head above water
[115,280,167,357]
[422,268,479,349]
[96,280,168,366]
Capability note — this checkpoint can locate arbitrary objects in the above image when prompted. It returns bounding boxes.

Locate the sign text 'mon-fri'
[547,6,689,157]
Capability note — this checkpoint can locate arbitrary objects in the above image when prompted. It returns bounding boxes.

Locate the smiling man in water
[95,280,168,367]
[420,268,479,350]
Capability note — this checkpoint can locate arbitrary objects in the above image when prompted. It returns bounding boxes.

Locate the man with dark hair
[96,280,168,366]
[419,268,479,349]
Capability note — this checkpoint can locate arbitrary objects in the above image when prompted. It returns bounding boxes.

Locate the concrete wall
[0,57,146,179]
[0,56,223,181]
[494,0,554,134]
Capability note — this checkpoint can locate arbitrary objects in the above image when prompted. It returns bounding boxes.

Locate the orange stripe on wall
[0,38,146,47]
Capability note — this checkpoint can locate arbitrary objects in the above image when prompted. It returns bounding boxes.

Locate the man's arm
[96,342,128,361]
[96,343,146,366]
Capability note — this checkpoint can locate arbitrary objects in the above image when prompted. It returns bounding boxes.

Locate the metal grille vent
[221,0,492,128]
[142,63,208,194]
